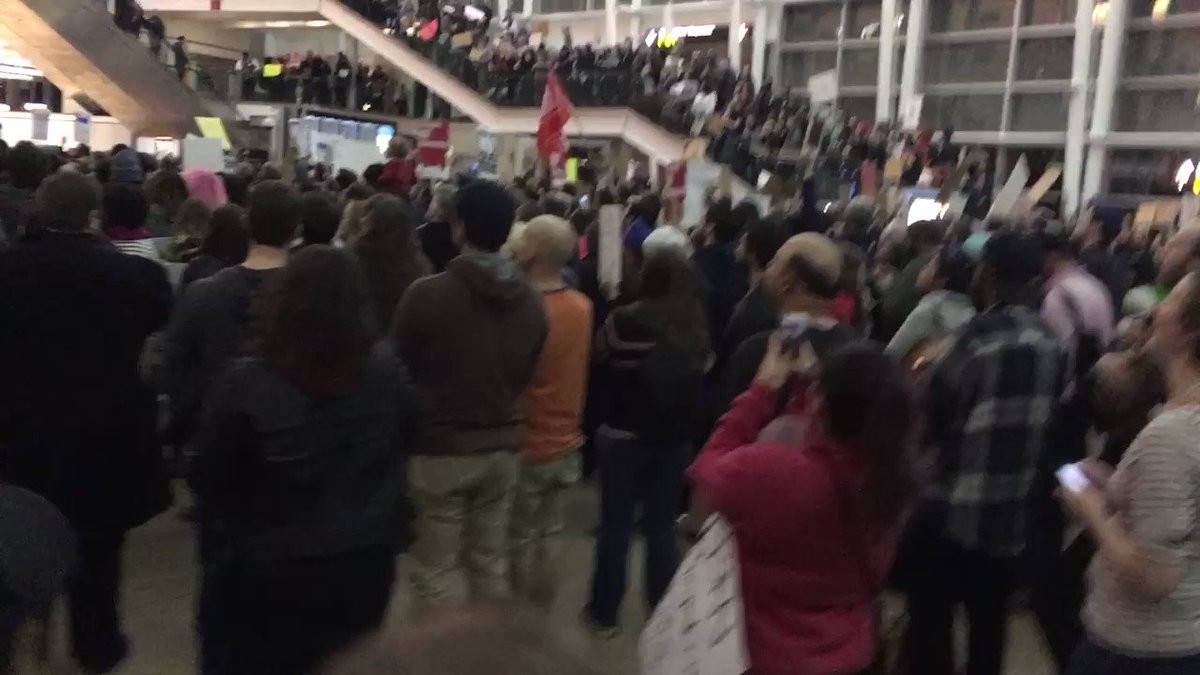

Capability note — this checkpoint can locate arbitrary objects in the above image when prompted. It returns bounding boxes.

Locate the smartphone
[1056,463,1091,494]
[779,313,810,353]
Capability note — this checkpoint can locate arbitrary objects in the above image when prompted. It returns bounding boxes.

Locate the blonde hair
[337,198,371,246]
[522,215,577,269]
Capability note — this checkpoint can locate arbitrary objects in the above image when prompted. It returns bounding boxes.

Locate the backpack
[631,340,706,443]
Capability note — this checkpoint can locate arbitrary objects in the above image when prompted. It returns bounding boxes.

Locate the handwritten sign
[598,205,624,300]
[640,515,749,675]
[807,69,838,105]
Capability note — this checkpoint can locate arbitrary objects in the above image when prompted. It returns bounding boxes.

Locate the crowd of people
[0,125,1198,675]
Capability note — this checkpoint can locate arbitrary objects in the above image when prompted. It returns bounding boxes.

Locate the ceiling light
[1092,1,1109,26]
[23,102,46,111]
[1152,0,1171,21]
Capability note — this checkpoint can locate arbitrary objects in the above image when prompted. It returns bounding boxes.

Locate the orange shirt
[521,288,593,464]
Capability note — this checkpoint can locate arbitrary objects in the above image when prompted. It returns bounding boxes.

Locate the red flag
[417,120,449,168]
[418,18,439,41]
[537,71,573,166]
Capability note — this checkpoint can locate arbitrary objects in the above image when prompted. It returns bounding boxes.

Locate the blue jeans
[1066,638,1200,675]
[587,430,689,628]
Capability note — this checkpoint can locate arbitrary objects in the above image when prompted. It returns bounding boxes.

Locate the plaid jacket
[925,304,1064,557]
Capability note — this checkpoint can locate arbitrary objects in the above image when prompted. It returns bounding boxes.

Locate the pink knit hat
[182,169,228,209]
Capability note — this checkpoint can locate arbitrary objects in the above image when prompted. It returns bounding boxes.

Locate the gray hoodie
[885,290,976,358]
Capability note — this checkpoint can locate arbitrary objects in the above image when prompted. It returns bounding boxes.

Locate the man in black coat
[0,172,172,673]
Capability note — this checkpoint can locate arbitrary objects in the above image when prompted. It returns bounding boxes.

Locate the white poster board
[988,153,1030,219]
[182,136,224,173]
[807,69,838,105]
[640,515,749,675]
[901,94,924,130]
[598,204,624,300]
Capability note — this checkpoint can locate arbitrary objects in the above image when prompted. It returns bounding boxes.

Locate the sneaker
[579,607,620,640]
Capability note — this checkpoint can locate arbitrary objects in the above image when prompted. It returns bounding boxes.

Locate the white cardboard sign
[640,515,750,675]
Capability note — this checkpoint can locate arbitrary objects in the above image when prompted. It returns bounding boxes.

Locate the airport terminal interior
[2,1,1200,674]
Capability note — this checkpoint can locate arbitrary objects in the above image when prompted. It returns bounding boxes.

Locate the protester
[191,245,417,674]
[164,198,213,262]
[885,244,975,359]
[906,232,1063,675]
[144,170,190,238]
[690,341,916,675]
[180,204,249,290]
[718,217,787,365]
[296,191,340,249]
[102,183,160,262]
[1058,269,1200,674]
[692,199,749,349]
[352,193,431,331]
[506,215,593,603]
[417,181,460,272]
[584,246,709,635]
[0,141,48,240]
[109,148,145,185]
[162,180,300,674]
[0,172,172,674]
[1124,226,1200,317]
[392,179,546,606]
[718,232,859,416]
[880,219,944,338]
[377,138,417,196]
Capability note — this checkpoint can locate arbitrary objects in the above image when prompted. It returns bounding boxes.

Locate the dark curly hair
[255,246,376,396]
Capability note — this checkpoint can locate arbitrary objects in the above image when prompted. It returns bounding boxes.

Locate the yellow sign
[657,35,678,49]
[194,116,232,151]
[565,157,578,183]
[262,62,282,78]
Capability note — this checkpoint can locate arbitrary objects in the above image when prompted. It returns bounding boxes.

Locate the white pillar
[497,0,509,19]
[1083,0,1128,205]
[663,1,673,32]
[605,0,618,45]
[898,0,927,128]
[630,9,642,43]
[750,4,768,86]
[876,0,898,122]
[728,0,743,70]
[344,35,359,110]
[1062,0,1095,220]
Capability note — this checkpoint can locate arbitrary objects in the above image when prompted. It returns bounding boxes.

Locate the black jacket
[192,350,418,562]
[0,231,173,533]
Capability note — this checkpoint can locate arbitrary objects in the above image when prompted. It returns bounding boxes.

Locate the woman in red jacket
[689,339,917,675]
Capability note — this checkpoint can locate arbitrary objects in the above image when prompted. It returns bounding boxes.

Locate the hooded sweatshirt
[393,253,547,456]
[884,289,976,359]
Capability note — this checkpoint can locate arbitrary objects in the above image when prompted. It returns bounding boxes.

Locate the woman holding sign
[688,340,917,675]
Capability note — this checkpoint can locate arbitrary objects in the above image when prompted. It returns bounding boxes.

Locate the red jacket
[377,157,416,195]
[688,381,901,675]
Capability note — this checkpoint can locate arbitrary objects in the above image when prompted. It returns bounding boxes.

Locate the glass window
[1022,0,1076,24]
[924,41,1011,82]
[1017,37,1074,80]
[1131,0,1200,17]
[1107,149,1195,195]
[846,0,884,39]
[841,46,880,86]
[540,0,587,11]
[921,94,1004,129]
[1010,93,1070,130]
[1116,87,1200,132]
[783,2,845,42]
[929,0,1017,32]
[780,49,839,89]
[1125,29,1200,77]
[841,96,877,122]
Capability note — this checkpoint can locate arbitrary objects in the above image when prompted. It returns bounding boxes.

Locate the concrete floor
[30,485,1057,675]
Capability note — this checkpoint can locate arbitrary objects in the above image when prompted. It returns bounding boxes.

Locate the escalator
[317,0,689,165]
[0,0,219,137]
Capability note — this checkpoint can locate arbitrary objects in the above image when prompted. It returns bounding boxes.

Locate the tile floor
[30,485,1057,675]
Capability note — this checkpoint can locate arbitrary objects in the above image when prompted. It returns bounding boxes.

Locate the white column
[605,0,618,44]
[1083,0,1128,205]
[898,0,927,128]
[750,3,768,86]
[1062,0,1095,220]
[497,0,509,19]
[728,0,743,70]
[344,35,359,110]
[522,0,533,19]
[876,0,898,122]
[663,1,673,32]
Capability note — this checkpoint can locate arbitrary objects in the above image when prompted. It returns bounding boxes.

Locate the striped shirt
[1084,405,1200,657]
[112,239,162,263]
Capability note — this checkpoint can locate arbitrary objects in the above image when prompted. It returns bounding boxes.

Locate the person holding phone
[688,339,917,675]
[1058,271,1200,674]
